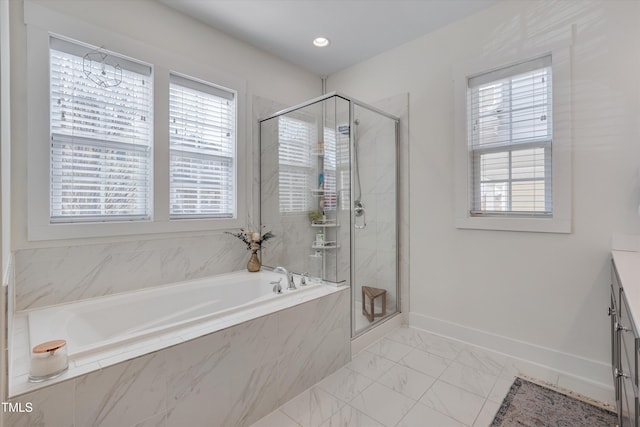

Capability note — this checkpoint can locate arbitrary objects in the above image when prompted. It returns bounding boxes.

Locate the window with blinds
[322,127,337,211]
[169,74,236,219]
[468,55,552,217]
[50,37,153,222]
[278,116,313,213]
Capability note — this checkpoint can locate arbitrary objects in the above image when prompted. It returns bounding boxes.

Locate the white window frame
[169,73,237,220]
[25,3,247,241]
[49,37,154,223]
[453,41,572,233]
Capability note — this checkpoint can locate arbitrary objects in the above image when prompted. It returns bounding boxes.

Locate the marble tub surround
[14,233,248,311]
[6,286,349,427]
[251,326,615,427]
[9,279,348,401]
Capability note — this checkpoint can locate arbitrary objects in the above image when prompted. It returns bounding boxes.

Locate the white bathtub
[28,270,324,358]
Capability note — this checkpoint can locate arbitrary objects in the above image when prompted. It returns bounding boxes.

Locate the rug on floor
[490,377,617,427]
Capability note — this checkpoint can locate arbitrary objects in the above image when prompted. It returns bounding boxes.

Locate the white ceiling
[158,0,501,75]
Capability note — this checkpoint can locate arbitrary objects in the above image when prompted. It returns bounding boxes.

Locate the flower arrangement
[226,227,275,254]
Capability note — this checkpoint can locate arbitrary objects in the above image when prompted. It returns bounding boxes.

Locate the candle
[29,339,68,382]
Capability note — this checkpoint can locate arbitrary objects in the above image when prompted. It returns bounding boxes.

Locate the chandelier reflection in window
[83,49,122,88]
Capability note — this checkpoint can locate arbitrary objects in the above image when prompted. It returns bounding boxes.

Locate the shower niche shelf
[312,242,339,250]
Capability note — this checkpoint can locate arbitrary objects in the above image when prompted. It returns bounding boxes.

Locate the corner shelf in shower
[312,242,339,250]
[311,222,339,228]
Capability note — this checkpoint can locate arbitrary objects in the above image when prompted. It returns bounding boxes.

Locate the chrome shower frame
[259,92,400,339]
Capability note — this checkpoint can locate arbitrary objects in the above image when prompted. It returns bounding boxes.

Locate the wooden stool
[362,286,386,322]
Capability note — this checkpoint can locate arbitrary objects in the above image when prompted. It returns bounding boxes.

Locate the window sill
[455,215,571,234]
[27,217,245,242]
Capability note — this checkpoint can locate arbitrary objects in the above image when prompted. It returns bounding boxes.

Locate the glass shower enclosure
[259,93,398,337]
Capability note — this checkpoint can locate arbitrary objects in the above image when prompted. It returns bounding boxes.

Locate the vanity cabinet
[611,257,640,427]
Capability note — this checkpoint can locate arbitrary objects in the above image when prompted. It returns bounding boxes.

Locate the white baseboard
[351,313,403,356]
[409,312,614,403]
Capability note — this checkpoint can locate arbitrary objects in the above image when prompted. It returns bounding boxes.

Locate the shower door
[352,103,398,336]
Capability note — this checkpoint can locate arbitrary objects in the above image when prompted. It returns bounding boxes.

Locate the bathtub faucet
[273,266,296,290]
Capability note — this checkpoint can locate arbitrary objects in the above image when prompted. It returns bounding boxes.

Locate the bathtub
[10,270,350,425]
[27,269,327,358]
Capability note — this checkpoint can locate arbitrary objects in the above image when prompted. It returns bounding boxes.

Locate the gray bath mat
[491,377,616,426]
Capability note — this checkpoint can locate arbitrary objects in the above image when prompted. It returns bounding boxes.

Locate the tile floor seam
[471,399,497,427]
[321,371,374,405]
[434,376,492,400]
[393,364,469,426]
[356,383,418,427]
[405,346,490,427]
[419,387,483,427]
[391,399,421,427]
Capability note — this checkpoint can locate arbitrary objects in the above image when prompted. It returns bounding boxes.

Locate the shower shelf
[311,222,339,228]
[312,243,339,250]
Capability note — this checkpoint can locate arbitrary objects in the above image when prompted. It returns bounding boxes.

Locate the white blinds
[468,55,552,216]
[322,127,337,211]
[278,116,313,213]
[169,74,236,219]
[50,37,152,222]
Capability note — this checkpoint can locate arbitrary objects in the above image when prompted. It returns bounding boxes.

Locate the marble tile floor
[250,325,604,427]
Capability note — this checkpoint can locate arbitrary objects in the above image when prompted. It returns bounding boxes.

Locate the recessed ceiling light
[313,37,330,47]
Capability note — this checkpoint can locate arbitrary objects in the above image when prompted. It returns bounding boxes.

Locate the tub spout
[273,266,296,290]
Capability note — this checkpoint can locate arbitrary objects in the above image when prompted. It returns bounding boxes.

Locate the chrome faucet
[273,266,296,290]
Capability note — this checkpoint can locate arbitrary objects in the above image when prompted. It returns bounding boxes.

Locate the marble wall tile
[132,413,167,427]
[165,349,234,427]
[276,290,350,405]
[75,353,167,427]
[4,378,75,427]
[281,386,344,427]
[223,313,281,368]
[15,234,247,310]
[226,359,280,426]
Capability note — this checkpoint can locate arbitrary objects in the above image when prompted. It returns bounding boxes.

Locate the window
[322,126,337,211]
[468,55,552,217]
[169,74,236,219]
[278,116,313,213]
[454,43,572,233]
[28,19,247,240]
[49,37,153,222]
